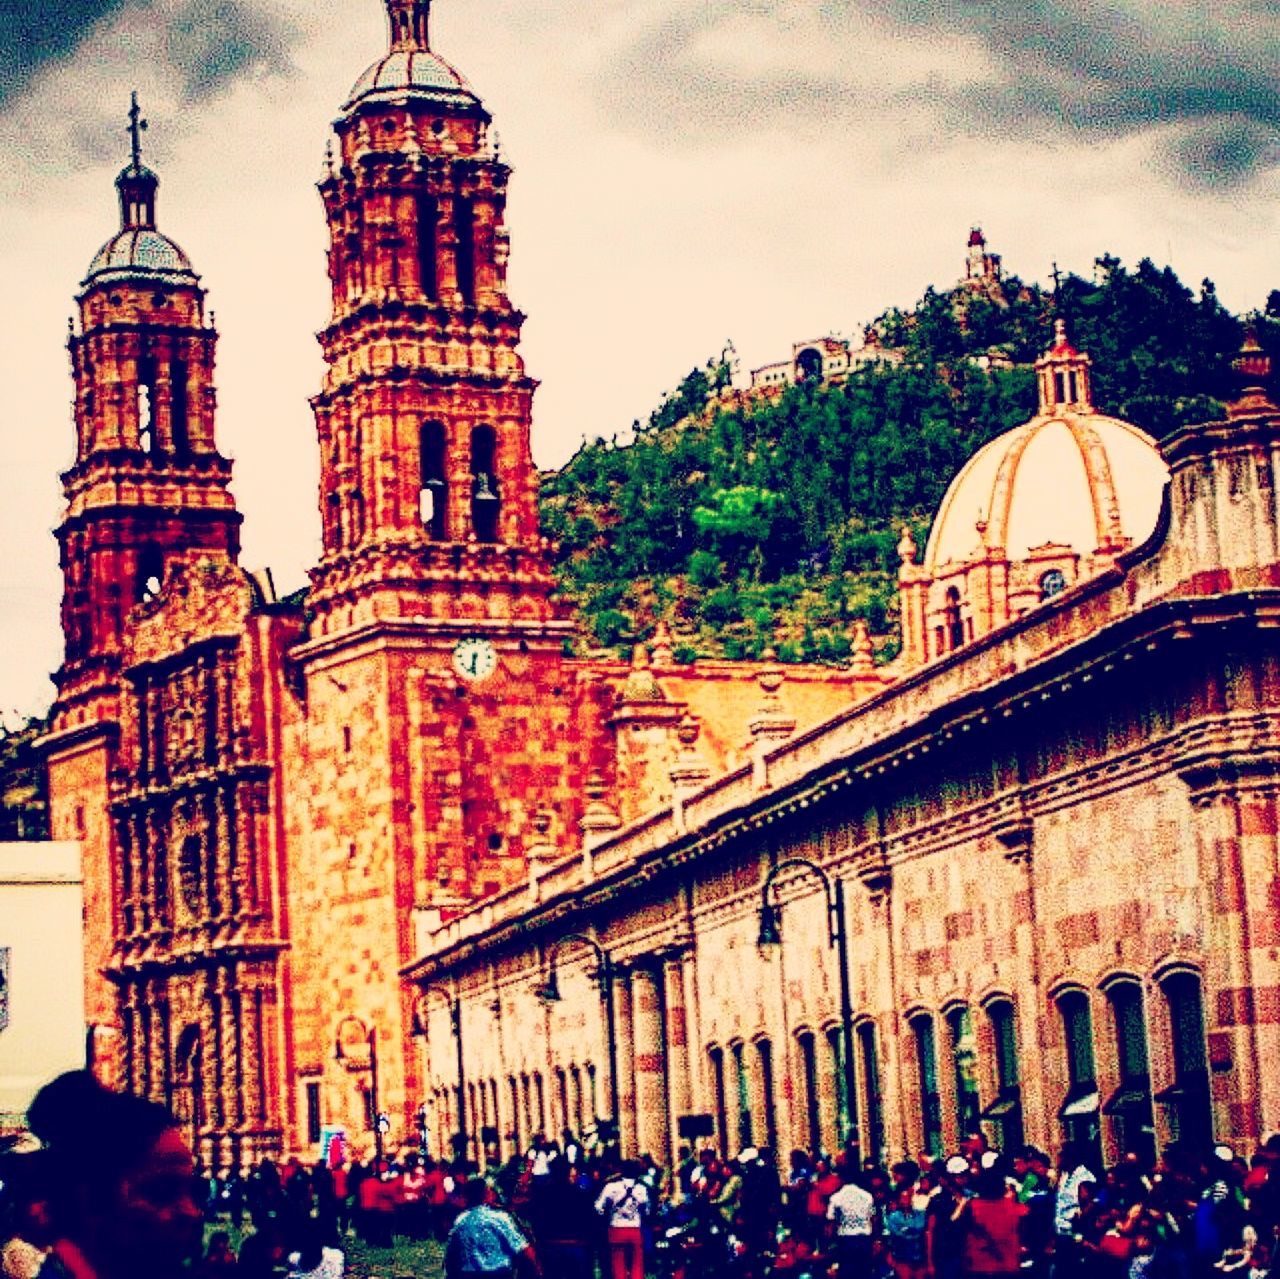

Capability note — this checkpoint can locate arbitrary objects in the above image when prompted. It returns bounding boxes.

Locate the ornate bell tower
[309,0,563,634]
[293,0,598,1150]
[55,95,240,728]
[45,99,241,1072]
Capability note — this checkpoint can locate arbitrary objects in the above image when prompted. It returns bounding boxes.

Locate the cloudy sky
[1,0,1277,719]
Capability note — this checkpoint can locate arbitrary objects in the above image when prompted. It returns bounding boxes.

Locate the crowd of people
[4,1072,1280,1279]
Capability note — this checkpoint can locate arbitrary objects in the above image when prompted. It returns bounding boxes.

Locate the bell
[473,472,499,503]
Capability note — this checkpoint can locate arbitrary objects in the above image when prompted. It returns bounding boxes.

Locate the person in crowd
[13,1071,203,1279]
[283,1221,343,1279]
[195,1231,238,1279]
[444,1176,540,1279]
[529,1156,596,1279]
[960,1167,1028,1279]
[885,1185,931,1279]
[595,1159,650,1279]
[826,1162,877,1278]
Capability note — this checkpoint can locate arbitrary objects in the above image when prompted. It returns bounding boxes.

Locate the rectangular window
[306,1082,322,1145]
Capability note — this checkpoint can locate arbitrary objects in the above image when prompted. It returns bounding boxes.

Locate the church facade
[38,0,1280,1173]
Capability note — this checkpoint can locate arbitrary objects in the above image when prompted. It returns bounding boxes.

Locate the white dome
[925,411,1169,571]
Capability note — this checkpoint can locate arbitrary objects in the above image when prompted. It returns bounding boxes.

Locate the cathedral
[40,0,1280,1174]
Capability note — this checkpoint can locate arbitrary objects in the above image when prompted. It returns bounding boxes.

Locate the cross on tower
[128,91,148,169]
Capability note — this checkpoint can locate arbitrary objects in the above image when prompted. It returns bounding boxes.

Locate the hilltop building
[37,2,1280,1174]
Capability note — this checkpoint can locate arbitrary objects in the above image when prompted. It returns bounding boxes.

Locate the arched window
[827,1025,858,1154]
[508,1076,521,1149]
[857,1021,885,1162]
[946,1005,981,1137]
[416,195,438,299]
[556,1067,569,1136]
[796,348,823,382]
[1058,990,1101,1163]
[797,1031,821,1155]
[470,425,500,542]
[945,587,964,652]
[137,545,164,602]
[137,355,157,454]
[756,1038,777,1153]
[731,1042,752,1150]
[983,1000,1023,1151]
[1103,981,1155,1164]
[1158,972,1213,1152]
[911,1014,943,1157]
[1040,569,1067,601]
[708,1047,728,1156]
[419,421,447,538]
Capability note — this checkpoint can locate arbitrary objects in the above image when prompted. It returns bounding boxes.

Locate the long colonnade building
[36,0,1280,1171]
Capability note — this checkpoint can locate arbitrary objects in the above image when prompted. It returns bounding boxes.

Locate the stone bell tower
[291,0,599,1152]
[54,95,240,728]
[308,0,562,634]
[44,97,240,1064]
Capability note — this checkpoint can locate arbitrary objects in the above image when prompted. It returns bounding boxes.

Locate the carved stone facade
[40,5,873,1167]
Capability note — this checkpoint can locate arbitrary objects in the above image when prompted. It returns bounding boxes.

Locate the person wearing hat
[826,1162,876,1277]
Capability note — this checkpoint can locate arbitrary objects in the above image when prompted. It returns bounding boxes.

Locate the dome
[925,324,1170,572]
[84,228,197,285]
[345,48,481,111]
[925,414,1169,570]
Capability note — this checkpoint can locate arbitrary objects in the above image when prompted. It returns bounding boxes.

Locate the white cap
[980,1151,999,1170]
[738,1147,759,1164]
[945,1155,970,1176]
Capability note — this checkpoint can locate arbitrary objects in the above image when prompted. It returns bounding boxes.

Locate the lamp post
[334,1015,383,1166]
[536,932,620,1143]
[415,984,467,1162]
[758,858,858,1155]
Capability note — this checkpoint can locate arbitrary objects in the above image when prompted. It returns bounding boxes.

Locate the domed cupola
[344,0,484,116]
[84,95,198,287]
[896,322,1171,668]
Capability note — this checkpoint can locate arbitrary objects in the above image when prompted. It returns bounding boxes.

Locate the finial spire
[386,0,431,51]
[128,91,147,170]
[116,93,158,230]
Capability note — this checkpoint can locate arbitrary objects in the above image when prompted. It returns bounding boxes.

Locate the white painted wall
[0,843,85,1126]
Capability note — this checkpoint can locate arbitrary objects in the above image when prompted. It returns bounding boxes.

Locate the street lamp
[414,984,467,1163]
[758,858,859,1155]
[536,932,620,1144]
[334,1015,383,1166]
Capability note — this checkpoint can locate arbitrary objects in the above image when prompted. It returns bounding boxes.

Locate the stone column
[664,957,691,1167]
[681,951,706,1115]
[996,819,1049,1152]
[860,861,907,1161]
[614,970,638,1157]
[632,966,669,1163]
[1182,767,1267,1144]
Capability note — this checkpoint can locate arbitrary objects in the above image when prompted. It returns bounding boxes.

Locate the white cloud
[0,0,1276,719]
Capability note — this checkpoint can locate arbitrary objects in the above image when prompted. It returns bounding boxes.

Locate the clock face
[453,637,498,682]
